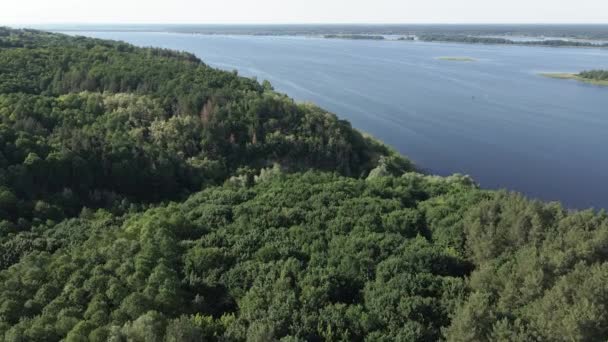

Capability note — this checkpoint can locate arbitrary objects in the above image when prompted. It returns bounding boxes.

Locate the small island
[323,34,385,40]
[541,70,608,86]
[436,56,477,62]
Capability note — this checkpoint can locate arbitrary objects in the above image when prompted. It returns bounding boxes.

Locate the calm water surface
[65,32,608,209]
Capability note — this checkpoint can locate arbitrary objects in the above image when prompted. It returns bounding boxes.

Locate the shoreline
[540,73,608,86]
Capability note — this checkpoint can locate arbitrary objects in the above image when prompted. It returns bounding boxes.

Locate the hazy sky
[1,0,607,25]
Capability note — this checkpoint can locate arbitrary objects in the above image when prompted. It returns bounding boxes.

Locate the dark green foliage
[0,172,477,341]
[2,171,607,341]
[579,70,608,81]
[1,27,607,342]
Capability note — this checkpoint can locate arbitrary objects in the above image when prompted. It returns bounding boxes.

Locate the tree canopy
[579,70,608,81]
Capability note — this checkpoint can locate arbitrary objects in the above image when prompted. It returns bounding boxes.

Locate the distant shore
[63,30,608,49]
[418,34,608,48]
[41,24,608,49]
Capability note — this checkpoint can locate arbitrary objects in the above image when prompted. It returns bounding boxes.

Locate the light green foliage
[0,28,411,272]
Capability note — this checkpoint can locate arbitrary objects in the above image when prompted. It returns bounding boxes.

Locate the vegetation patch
[540,72,608,86]
[437,56,477,62]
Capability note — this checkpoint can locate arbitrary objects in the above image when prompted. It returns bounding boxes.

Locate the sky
[1,0,607,25]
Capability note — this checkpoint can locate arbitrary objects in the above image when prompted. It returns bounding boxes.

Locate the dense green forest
[1,27,607,341]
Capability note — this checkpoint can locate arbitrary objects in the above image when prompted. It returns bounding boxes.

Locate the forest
[0,27,607,341]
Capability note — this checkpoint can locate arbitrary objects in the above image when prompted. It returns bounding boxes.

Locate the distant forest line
[43,24,608,48]
[41,24,608,39]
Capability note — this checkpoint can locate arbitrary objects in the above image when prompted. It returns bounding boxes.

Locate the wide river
[65,32,608,209]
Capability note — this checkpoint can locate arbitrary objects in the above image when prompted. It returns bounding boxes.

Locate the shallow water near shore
[63,31,608,209]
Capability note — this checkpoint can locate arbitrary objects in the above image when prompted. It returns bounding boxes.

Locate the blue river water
[64,32,608,209]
